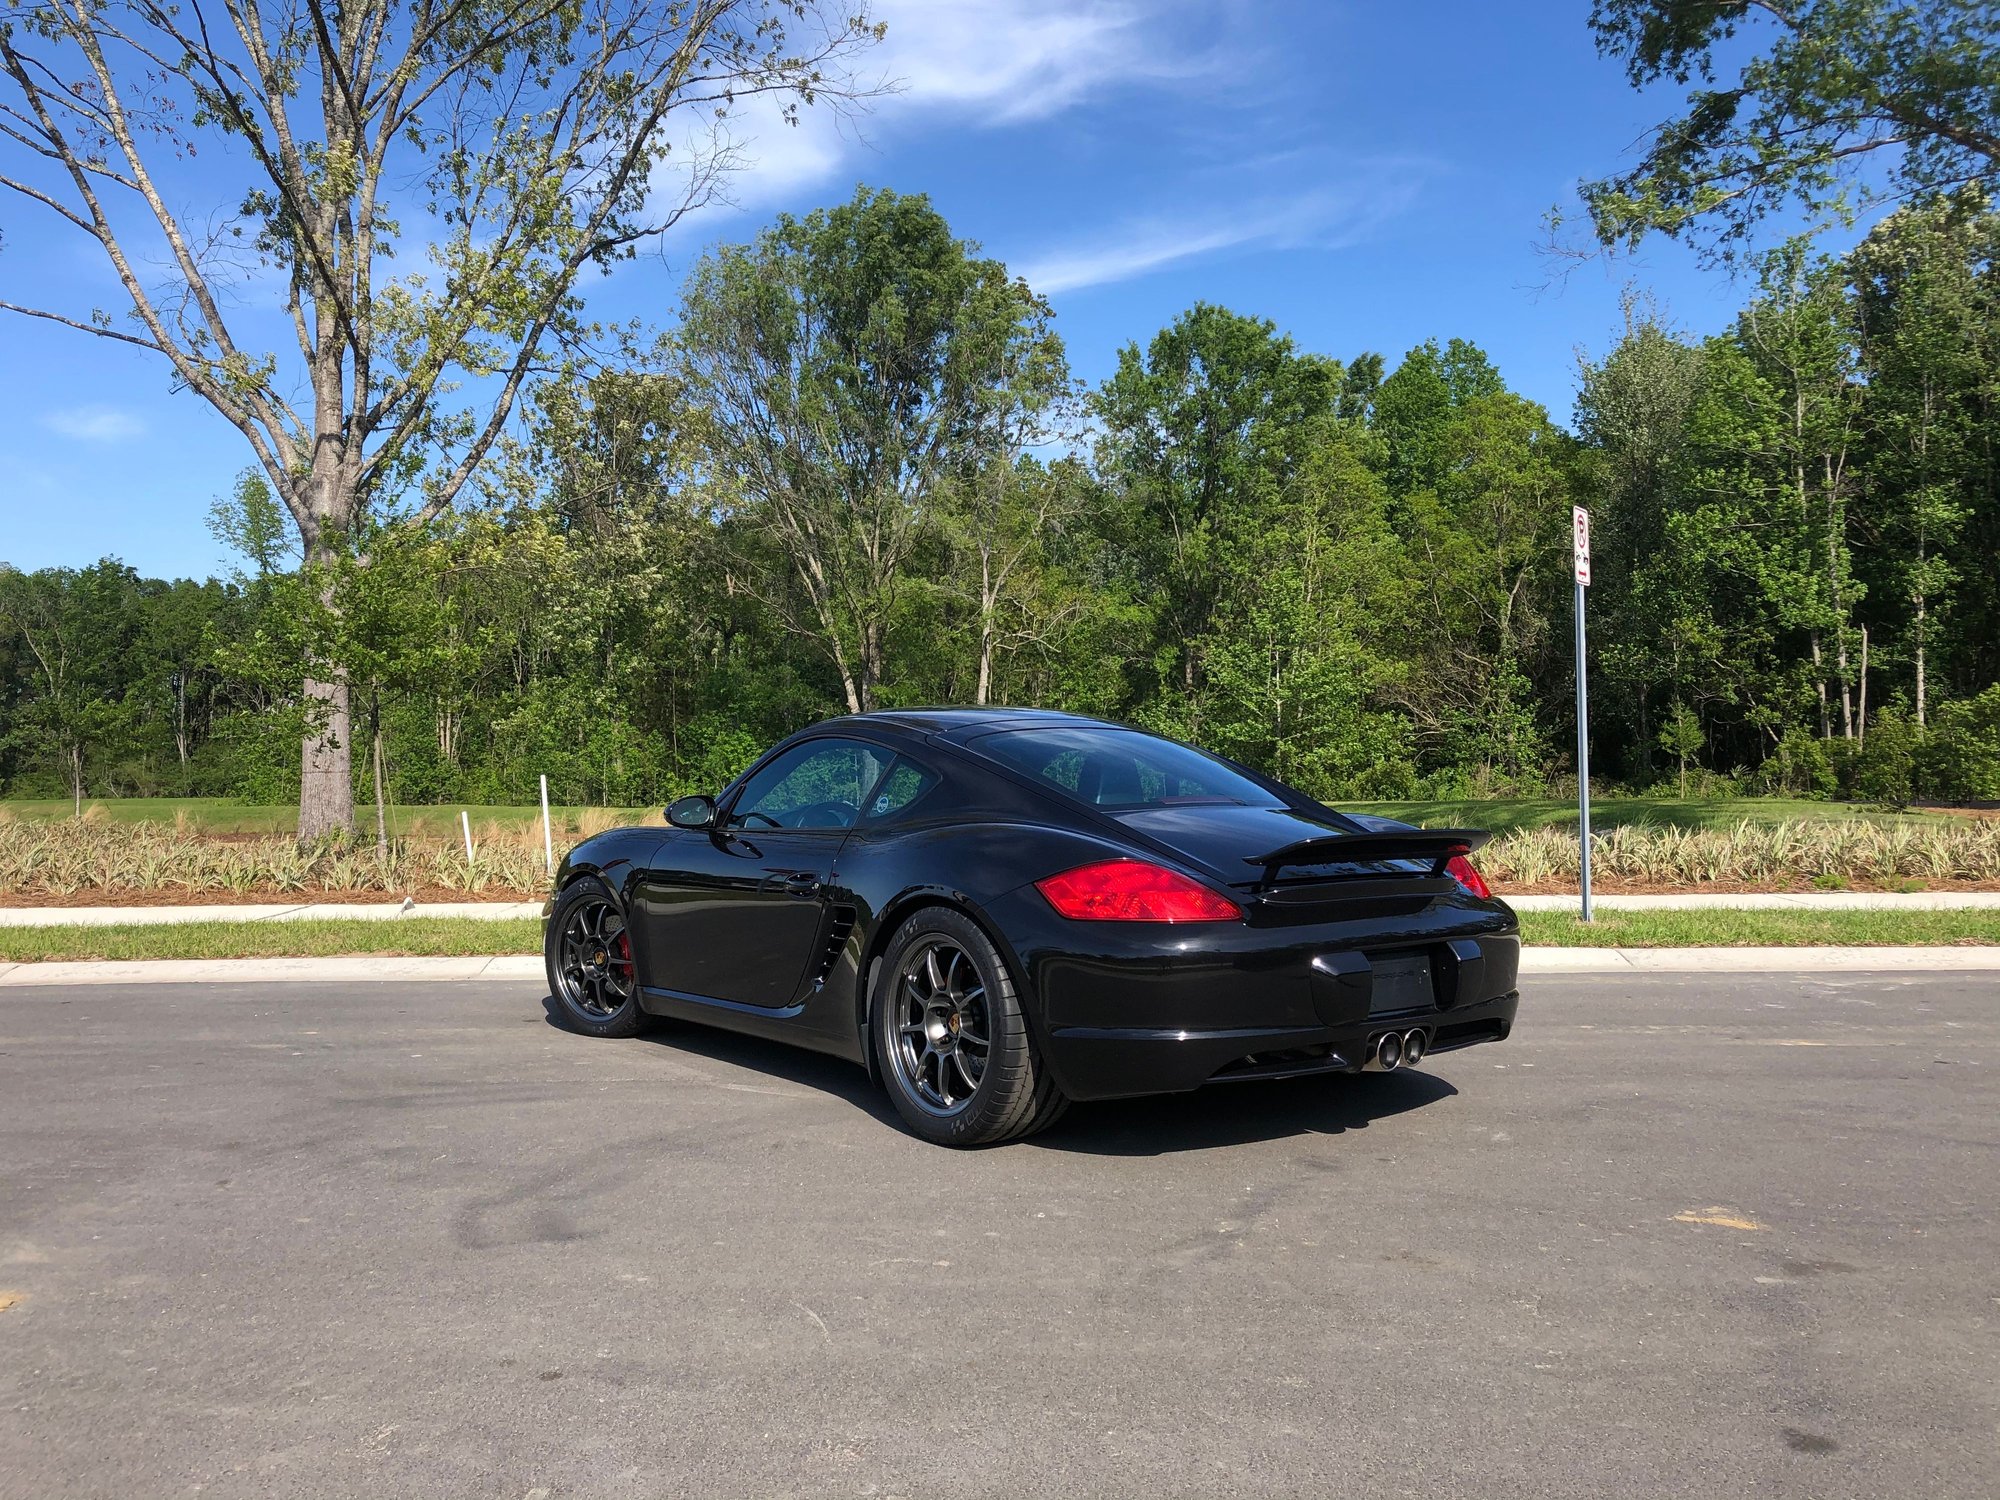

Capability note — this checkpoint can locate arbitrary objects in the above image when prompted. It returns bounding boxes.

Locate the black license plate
[1368,954,1434,1016]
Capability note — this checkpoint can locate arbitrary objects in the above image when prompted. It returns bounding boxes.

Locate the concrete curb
[0,901,542,928]
[0,955,547,985]
[1507,892,2000,911]
[2,948,1997,986]
[1517,946,2000,972]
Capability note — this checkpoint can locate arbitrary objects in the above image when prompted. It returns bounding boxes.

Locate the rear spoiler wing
[1243,827,1491,881]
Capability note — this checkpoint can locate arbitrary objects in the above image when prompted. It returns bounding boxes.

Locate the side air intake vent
[811,907,857,990]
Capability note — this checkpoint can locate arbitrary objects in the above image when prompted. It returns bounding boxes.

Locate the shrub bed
[1482,819,2000,888]
[4,814,2000,901]
[0,817,563,899]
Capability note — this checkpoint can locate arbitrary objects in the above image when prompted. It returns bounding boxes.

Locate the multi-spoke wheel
[874,907,1067,1147]
[890,938,992,1113]
[545,877,642,1037]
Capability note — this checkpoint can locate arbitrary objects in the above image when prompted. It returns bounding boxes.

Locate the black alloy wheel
[874,907,1066,1147]
[890,937,992,1113]
[546,878,642,1037]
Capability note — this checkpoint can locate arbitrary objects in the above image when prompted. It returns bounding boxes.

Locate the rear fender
[854,887,1049,1085]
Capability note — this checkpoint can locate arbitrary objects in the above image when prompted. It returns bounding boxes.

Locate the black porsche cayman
[543,708,1521,1146]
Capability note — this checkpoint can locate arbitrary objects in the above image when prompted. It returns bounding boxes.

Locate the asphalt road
[1,973,1995,1500]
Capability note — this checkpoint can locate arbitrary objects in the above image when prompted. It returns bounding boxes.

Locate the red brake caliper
[609,930,633,980]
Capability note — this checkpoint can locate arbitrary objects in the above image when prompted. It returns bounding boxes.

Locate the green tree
[1584,0,2000,260]
[0,561,144,805]
[1198,427,1418,797]
[678,186,1066,713]
[1735,243,1869,740]
[0,0,880,838]
[1393,389,1579,786]
[138,578,238,791]
[1092,304,1339,734]
[1372,337,1506,496]
[1575,304,1709,780]
[207,472,298,580]
[1849,199,1999,723]
[1657,700,1706,796]
[938,455,1100,706]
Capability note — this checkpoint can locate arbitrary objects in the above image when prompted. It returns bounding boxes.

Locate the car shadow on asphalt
[541,996,1463,1152]
[538,996,904,1128]
[1033,1070,1460,1156]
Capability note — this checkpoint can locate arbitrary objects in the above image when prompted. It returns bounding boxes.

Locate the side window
[726,739,890,831]
[1034,749,1085,792]
[862,757,940,823]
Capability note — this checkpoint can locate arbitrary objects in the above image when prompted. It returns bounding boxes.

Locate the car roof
[827,707,1125,742]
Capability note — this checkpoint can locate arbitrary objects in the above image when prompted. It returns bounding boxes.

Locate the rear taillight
[1034,859,1242,923]
[1446,854,1492,900]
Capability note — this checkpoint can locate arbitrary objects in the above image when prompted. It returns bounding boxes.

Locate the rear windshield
[970,727,1276,810]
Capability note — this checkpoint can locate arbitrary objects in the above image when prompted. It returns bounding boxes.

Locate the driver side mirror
[665,794,716,829]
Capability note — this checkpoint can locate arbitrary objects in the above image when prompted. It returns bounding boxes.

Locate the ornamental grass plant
[3,813,1998,899]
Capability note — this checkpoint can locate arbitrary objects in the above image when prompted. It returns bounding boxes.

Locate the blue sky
[3,0,1760,579]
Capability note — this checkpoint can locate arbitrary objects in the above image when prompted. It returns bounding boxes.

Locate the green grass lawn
[2,908,1994,963]
[0,797,655,835]
[1335,796,1950,834]
[0,916,544,962]
[1517,908,1998,947]
[2,793,1952,837]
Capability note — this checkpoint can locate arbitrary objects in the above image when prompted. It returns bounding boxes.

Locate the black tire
[873,907,1065,1146]
[545,876,643,1039]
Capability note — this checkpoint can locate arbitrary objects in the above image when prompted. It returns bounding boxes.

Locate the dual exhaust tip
[1364,1028,1427,1072]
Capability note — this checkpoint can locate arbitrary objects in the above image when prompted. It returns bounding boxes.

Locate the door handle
[781,872,821,898]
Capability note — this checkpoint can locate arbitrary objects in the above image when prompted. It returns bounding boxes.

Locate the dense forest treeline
[5,187,2000,812]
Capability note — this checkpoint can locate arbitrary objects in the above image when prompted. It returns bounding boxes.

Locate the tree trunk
[1835,628,1854,740]
[1858,627,1870,747]
[372,687,389,861]
[295,435,357,839]
[299,674,353,841]
[975,548,995,706]
[1829,472,1854,739]
[1811,635,1829,739]
[859,620,882,713]
[1913,591,1927,729]
[292,259,359,842]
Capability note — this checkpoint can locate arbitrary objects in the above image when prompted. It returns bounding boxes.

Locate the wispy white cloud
[648,1,1406,295]
[692,90,859,215]
[41,405,146,443]
[668,0,1233,217]
[1015,168,1431,294]
[864,0,1220,123]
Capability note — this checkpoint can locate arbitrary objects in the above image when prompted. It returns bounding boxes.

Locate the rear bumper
[979,886,1523,1102]
[1043,988,1518,1100]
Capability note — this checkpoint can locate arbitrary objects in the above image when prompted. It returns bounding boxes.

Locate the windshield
[970,726,1277,810]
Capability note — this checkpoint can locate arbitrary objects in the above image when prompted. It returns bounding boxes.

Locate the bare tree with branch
[0,0,880,836]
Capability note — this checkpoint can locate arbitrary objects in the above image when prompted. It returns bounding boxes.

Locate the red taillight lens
[1446,854,1492,900]
[1034,859,1242,923]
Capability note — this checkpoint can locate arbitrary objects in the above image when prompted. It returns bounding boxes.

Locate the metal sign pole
[1573,506,1593,923]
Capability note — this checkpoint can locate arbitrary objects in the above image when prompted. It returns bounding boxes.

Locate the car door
[632,737,891,1009]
